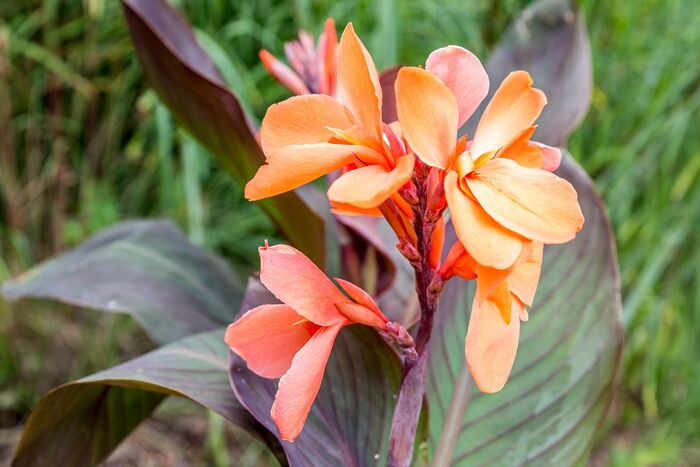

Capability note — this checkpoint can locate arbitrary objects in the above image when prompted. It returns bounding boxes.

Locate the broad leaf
[427,154,622,466]
[463,0,592,147]
[11,329,273,467]
[2,220,241,344]
[121,0,326,265]
[229,279,404,466]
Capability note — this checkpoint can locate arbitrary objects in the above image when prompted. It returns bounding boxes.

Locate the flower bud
[426,168,446,214]
[397,239,420,262]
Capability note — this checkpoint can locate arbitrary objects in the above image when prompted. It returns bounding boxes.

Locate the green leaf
[427,155,622,465]
[2,220,242,344]
[229,279,404,466]
[120,0,327,266]
[10,329,273,467]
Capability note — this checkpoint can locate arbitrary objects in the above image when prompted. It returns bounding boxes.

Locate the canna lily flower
[260,18,337,96]
[226,243,390,442]
[395,46,583,270]
[441,241,544,392]
[246,23,414,215]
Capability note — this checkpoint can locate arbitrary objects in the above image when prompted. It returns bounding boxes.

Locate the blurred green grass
[1,0,699,465]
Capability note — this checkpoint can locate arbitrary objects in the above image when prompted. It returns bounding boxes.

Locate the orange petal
[271,323,345,441]
[245,143,366,200]
[472,241,533,306]
[260,94,354,155]
[466,158,584,243]
[329,202,383,217]
[429,216,445,270]
[425,46,489,128]
[516,298,529,321]
[337,23,382,139]
[439,242,476,280]
[471,71,546,158]
[465,294,520,393]
[335,277,387,320]
[259,49,310,96]
[395,66,457,169]
[473,266,512,311]
[326,154,414,209]
[508,241,544,306]
[259,244,347,326]
[318,18,338,96]
[225,305,319,378]
[444,171,523,269]
[498,126,542,169]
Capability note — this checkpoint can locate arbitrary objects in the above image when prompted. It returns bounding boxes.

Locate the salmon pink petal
[225,305,319,379]
[508,242,544,306]
[531,141,562,172]
[425,46,489,128]
[326,154,414,209]
[470,71,546,158]
[334,302,387,328]
[260,94,354,155]
[444,171,523,269]
[396,67,458,169]
[259,49,310,96]
[465,294,520,393]
[245,143,369,200]
[466,158,584,243]
[335,277,387,320]
[271,323,345,441]
[259,244,347,326]
[337,23,382,138]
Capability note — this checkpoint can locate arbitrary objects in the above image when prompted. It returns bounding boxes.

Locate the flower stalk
[388,162,446,467]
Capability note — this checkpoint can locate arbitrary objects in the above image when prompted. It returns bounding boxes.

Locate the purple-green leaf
[2,220,241,344]
[10,329,273,467]
[427,154,622,465]
[121,0,326,265]
[463,0,592,147]
[229,279,404,466]
[380,65,401,124]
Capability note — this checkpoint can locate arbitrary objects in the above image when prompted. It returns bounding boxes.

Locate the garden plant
[1,0,622,465]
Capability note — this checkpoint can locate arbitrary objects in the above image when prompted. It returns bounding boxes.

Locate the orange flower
[396,46,583,393]
[225,243,389,441]
[395,46,583,270]
[441,241,543,392]
[246,23,414,215]
[260,18,337,96]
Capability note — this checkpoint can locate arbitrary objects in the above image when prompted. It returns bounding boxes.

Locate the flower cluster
[227,21,584,441]
[226,242,410,441]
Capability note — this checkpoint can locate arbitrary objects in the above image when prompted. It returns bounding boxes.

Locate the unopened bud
[386,321,416,349]
[397,239,420,262]
[426,169,446,213]
[428,273,444,294]
[400,183,419,206]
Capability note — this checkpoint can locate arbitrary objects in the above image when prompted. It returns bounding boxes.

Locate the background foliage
[0,0,698,465]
